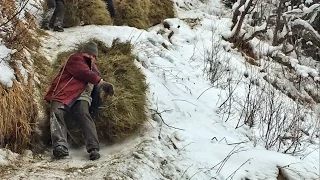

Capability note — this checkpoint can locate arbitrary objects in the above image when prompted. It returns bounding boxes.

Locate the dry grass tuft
[46,39,148,146]
[63,0,112,27]
[0,81,37,152]
[0,0,46,152]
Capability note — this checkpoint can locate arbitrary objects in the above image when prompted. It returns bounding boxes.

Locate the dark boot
[41,23,50,30]
[53,25,64,32]
[89,148,100,160]
[42,0,55,30]
[53,145,69,158]
[53,0,65,32]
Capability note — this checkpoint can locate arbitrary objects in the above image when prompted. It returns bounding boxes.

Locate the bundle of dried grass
[114,0,175,29]
[114,0,151,29]
[63,0,112,27]
[148,0,175,26]
[95,40,147,142]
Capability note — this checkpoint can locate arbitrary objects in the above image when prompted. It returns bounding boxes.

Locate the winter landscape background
[0,0,319,179]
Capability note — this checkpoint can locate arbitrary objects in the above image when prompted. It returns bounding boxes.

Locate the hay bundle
[63,0,112,27]
[148,0,175,26]
[48,39,147,145]
[114,0,151,29]
[0,81,37,152]
[95,40,147,142]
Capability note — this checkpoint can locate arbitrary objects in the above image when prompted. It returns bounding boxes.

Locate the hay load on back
[43,39,148,147]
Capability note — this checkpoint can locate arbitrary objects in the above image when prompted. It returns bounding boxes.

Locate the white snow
[305,0,314,4]
[1,0,319,179]
[0,149,18,166]
[0,41,16,87]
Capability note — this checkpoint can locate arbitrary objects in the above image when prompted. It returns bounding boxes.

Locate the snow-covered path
[1,0,319,179]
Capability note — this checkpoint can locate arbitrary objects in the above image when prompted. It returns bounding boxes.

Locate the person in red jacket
[45,41,114,160]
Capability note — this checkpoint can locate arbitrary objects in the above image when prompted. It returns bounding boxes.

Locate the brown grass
[0,81,37,152]
[114,0,151,29]
[148,0,175,26]
[0,0,46,152]
[95,39,148,142]
[114,0,175,29]
[63,0,112,27]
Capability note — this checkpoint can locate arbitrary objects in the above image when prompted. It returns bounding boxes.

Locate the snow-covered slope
[1,0,319,180]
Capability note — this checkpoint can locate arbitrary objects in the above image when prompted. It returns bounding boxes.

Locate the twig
[162,83,178,96]
[225,158,252,180]
[301,148,319,160]
[197,86,215,99]
[172,99,198,107]
[0,0,30,27]
[278,162,301,169]
[167,136,178,150]
[189,169,204,180]
[205,144,247,175]
[181,164,193,179]
[149,108,184,131]
[226,141,250,146]
[179,142,194,152]
[173,82,192,94]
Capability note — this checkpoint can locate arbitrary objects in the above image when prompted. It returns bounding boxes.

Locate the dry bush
[43,39,147,146]
[0,81,38,152]
[0,0,45,152]
[220,76,313,154]
[63,0,112,27]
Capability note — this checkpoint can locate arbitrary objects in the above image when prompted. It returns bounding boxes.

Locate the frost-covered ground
[1,0,319,179]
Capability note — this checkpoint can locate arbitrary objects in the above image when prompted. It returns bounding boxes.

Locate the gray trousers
[50,100,99,152]
[43,0,65,27]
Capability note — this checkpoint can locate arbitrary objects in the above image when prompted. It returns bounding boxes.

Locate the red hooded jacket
[44,53,101,105]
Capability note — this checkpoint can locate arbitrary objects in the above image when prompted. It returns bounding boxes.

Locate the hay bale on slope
[63,0,112,27]
[114,0,151,29]
[148,0,175,26]
[114,0,175,29]
[95,40,148,142]
[46,39,147,146]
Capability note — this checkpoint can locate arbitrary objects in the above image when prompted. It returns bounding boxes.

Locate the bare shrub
[217,69,318,154]
[236,76,263,129]
[203,33,232,87]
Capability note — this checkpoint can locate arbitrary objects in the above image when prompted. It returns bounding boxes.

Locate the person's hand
[98,80,114,96]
